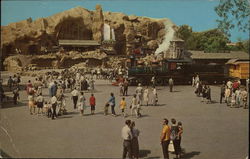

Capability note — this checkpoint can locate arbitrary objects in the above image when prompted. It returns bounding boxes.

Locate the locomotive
[127,58,229,86]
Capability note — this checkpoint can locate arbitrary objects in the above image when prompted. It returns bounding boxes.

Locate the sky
[1,0,249,42]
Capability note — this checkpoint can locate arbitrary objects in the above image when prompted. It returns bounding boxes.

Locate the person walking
[206,86,211,104]
[130,94,138,118]
[28,93,36,115]
[220,83,226,104]
[71,88,79,109]
[48,81,54,97]
[152,87,158,106]
[177,122,183,158]
[135,83,143,106]
[119,82,124,96]
[235,88,241,108]
[151,76,156,87]
[161,118,171,159]
[123,79,129,96]
[78,92,86,116]
[194,74,200,86]
[120,97,127,117]
[201,84,207,102]
[13,87,20,105]
[143,86,149,106]
[8,76,13,91]
[130,121,140,159]
[230,91,236,108]
[36,93,44,115]
[192,76,195,87]
[121,120,132,159]
[51,95,57,120]
[108,93,116,116]
[168,77,174,92]
[89,93,96,115]
[170,118,180,159]
[225,87,231,106]
[51,81,58,97]
[241,88,248,109]
[26,80,33,95]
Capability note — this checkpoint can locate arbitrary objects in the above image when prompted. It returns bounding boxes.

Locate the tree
[176,25,230,52]
[176,25,192,42]
[215,0,250,37]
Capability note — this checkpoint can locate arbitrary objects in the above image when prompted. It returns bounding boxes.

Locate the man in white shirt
[135,83,143,106]
[226,80,233,89]
[51,96,57,120]
[121,120,132,159]
[71,88,79,109]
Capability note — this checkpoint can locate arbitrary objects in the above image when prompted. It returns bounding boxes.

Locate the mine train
[128,59,230,85]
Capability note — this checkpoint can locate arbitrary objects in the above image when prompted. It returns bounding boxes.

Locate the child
[230,92,236,108]
[89,94,96,115]
[45,102,52,118]
[104,103,109,115]
[120,97,126,117]
[43,101,49,116]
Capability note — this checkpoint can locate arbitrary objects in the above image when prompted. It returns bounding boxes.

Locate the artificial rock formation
[1,5,178,72]
[1,5,176,57]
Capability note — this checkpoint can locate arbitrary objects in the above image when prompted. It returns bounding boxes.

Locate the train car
[128,59,229,85]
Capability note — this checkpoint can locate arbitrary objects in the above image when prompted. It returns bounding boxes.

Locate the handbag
[168,140,175,152]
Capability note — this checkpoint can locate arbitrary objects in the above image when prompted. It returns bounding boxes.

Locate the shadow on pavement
[2,101,27,109]
[139,149,151,158]
[0,149,12,158]
[182,151,201,159]
[139,114,150,118]
[66,111,80,115]
[57,116,73,119]
[171,90,181,93]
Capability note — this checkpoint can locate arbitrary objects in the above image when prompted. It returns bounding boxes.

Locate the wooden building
[189,51,249,65]
[226,59,249,80]
[189,50,249,80]
[58,40,100,52]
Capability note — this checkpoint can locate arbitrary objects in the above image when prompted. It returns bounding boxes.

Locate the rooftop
[189,50,249,60]
[58,40,100,46]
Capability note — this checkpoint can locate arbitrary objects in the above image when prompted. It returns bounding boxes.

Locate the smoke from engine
[155,19,175,55]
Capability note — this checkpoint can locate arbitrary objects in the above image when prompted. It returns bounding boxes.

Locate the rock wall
[1,5,176,59]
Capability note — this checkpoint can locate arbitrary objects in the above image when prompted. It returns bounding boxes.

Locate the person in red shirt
[232,80,240,92]
[89,94,96,115]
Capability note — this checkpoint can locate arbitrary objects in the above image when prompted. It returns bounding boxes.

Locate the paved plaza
[0,72,249,158]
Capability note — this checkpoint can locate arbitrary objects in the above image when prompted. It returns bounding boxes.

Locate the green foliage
[215,0,250,37]
[176,25,230,52]
[176,24,249,53]
[228,40,250,53]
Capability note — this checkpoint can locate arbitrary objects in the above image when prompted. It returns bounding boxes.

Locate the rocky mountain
[1,5,177,58]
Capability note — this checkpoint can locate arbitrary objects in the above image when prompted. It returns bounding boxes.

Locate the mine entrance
[5,44,13,56]
[28,45,38,55]
[55,17,93,40]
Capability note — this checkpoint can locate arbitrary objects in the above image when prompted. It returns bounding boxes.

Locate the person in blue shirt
[108,92,116,116]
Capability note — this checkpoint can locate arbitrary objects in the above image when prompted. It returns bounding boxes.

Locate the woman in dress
[177,122,183,159]
[143,86,149,106]
[78,92,86,116]
[152,86,157,106]
[130,121,140,159]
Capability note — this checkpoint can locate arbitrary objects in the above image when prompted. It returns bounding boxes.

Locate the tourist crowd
[1,71,249,159]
